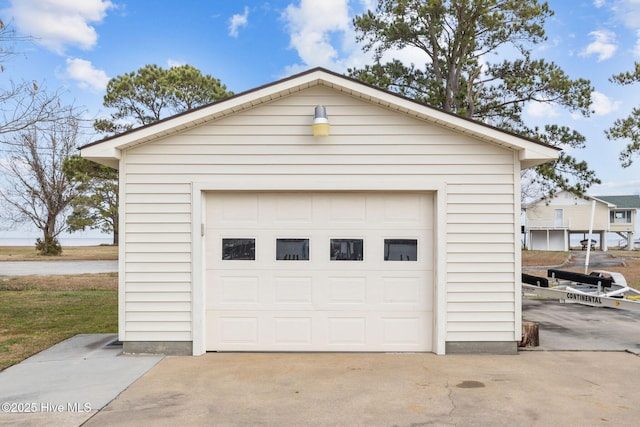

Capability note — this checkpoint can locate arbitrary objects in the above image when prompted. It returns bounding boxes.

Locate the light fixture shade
[312,105,330,137]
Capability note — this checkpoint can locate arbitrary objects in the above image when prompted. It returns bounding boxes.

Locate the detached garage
[81,68,559,356]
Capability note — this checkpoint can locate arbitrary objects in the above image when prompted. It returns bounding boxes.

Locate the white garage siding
[119,84,519,348]
[446,183,518,342]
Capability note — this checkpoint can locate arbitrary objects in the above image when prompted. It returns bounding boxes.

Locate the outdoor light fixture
[312,105,330,137]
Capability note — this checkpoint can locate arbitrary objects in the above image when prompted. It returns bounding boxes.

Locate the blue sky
[1,0,639,199]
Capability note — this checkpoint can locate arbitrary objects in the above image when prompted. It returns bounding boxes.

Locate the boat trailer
[522,269,640,312]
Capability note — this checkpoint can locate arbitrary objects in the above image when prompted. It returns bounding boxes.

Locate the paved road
[0,261,118,276]
[523,298,640,352]
[522,249,627,272]
[568,250,627,268]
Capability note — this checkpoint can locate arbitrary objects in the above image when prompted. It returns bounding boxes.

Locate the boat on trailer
[522,268,640,312]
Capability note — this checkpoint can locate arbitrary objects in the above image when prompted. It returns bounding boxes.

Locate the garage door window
[276,238,309,261]
[222,238,255,260]
[330,239,363,261]
[384,239,417,261]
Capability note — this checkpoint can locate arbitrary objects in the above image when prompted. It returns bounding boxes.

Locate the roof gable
[81,67,560,169]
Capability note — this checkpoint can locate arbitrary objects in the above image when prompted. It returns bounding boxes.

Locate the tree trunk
[519,322,539,347]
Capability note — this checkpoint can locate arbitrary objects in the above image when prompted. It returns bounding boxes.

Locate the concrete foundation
[445,341,518,355]
[123,341,192,356]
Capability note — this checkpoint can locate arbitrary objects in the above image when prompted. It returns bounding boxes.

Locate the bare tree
[0,18,29,67]
[0,107,82,254]
[0,19,72,138]
[0,81,78,137]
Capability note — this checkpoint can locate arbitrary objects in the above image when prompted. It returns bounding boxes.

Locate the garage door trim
[190,179,448,355]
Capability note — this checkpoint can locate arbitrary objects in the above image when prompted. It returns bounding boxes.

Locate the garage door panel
[327,316,366,345]
[327,276,367,304]
[210,194,259,226]
[272,194,313,224]
[382,317,420,344]
[206,192,434,352]
[273,276,313,304]
[382,276,421,305]
[207,229,433,266]
[218,316,258,345]
[209,272,431,310]
[383,194,426,225]
[327,194,367,223]
[273,317,313,345]
[219,276,259,304]
[207,311,432,351]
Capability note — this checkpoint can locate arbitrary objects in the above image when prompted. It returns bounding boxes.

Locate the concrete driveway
[84,351,640,426]
[84,294,640,426]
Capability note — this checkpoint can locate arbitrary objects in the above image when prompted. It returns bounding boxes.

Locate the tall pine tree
[350,0,598,198]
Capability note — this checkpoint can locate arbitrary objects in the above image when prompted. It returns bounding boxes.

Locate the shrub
[35,236,62,256]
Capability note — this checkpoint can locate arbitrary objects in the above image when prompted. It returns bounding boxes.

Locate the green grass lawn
[0,272,117,371]
[0,245,117,261]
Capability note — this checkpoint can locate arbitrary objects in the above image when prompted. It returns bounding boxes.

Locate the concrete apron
[84,351,640,427]
[0,334,162,427]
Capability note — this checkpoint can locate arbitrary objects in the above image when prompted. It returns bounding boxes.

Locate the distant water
[0,237,113,247]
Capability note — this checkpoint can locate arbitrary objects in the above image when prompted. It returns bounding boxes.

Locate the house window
[610,210,632,224]
[384,239,417,261]
[554,209,564,228]
[276,238,309,260]
[330,239,363,261]
[222,238,255,260]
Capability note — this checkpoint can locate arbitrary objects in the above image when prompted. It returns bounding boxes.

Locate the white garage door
[205,192,434,352]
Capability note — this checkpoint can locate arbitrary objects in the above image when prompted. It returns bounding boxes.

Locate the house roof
[81,67,560,169]
[594,195,640,209]
[524,191,640,209]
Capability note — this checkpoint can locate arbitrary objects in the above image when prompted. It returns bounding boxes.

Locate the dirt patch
[522,250,570,267]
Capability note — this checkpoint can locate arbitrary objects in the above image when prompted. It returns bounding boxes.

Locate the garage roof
[81,67,560,169]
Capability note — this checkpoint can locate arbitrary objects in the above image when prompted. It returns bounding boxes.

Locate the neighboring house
[524,192,640,251]
[80,68,558,356]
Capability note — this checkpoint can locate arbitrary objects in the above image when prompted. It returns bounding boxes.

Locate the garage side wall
[119,85,518,354]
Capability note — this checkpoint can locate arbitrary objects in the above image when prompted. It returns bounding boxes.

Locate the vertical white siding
[121,85,517,344]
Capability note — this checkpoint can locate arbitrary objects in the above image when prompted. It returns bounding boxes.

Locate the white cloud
[617,0,640,30]
[65,58,109,91]
[580,30,618,61]
[282,0,352,71]
[591,91,621,115]
[593,0,606,7]
[280,0,431,77]
[229,6,249,38]
[526,102,560,118]
[592,179,640,194]
[359,0,377,11]
[167,58,187,68]
[7,0,113,54]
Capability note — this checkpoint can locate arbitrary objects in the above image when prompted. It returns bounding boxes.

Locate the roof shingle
[594,195,640,209]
